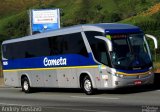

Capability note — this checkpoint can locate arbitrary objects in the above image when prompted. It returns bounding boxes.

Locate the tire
[21,77,32,93]
[82,75,95,95]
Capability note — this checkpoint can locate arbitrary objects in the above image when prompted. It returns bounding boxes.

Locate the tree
[110,12,121,22]
[95,4,102,12]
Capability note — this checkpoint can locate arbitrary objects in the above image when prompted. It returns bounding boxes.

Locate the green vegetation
[0,63,2,77]
[0,0,160,65]
[121,3,160,63]
[0,0,159,36]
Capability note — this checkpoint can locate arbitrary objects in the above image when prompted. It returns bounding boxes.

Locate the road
[0,85,160,112]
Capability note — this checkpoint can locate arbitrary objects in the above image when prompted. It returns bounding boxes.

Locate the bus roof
[2,23,141,44]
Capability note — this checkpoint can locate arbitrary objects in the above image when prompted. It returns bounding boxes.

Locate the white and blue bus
[1,23,158,95]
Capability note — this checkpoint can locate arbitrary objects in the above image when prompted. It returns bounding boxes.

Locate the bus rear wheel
[82,75,95,95]
[21,77,32,93]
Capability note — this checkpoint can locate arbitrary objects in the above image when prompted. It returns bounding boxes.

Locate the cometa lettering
[43,57,67,67]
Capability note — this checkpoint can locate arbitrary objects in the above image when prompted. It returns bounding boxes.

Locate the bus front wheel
[82,75,95,95]
[21,77,32,93]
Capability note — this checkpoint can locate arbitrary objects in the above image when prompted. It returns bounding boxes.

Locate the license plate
[134,80,142,85]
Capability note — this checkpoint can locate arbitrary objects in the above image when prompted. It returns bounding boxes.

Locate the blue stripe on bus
[116,68,150,74]
[2,53,97,70]
[105,28,142,34]
[3,52,150,74]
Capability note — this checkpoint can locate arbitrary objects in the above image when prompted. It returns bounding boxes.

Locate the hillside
[142,2,160,15]
[122,2,160,54]
[0,0,160,51]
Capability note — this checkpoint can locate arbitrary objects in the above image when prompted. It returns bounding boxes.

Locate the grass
[0,65,2,77]
[154,62,160,73]
[154,62,160,68]
[0,0,157,30]
[0,78,4,86]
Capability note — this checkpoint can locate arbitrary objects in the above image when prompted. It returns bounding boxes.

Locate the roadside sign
[30,9,60,35]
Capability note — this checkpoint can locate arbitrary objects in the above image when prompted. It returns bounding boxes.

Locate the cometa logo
[43,57,67,67]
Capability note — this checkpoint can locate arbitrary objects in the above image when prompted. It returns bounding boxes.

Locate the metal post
[29,9,32,35]
[58,8,61,29]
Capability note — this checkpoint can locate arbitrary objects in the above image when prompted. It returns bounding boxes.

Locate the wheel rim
[84,79,92,92]
[23,81,29,91]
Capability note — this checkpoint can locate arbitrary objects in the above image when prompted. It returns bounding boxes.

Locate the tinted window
[49,33,88,57]
[3,33,88,59]
[49,36,64,55]
[85,31,110,66]
[25,38,50,58]
[3,38,50,59]
[3,42,26,59]
[62,33,88,57]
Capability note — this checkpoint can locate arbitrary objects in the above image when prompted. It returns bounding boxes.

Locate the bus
[1,23,158,95]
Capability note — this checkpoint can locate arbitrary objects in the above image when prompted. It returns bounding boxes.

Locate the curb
[0,85,11,88]
[0,85,4,88]
[0,77,4,88]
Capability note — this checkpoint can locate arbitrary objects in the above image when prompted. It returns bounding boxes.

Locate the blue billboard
[30,9,60,34]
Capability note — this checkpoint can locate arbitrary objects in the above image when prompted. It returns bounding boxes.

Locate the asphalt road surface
[0,84,160,112]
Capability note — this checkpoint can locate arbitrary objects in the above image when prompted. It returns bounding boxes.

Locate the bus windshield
[110,33,152,70]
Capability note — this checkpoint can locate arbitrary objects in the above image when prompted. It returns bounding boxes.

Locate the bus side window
[48,33,88,57]
[2,45,7,59]
[49,36,64,56]
[92,39,109,66]
[62,33,88,57]
[85,31,110,66]
[9,42,26,59]
[24,38,50,58]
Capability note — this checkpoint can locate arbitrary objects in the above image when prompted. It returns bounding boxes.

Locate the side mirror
[145,34,158,49]
[94,36,112,51]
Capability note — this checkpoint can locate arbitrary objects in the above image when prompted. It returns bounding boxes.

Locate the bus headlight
[115,74,124,78]
[119,74,124,78]
[148,71,152,75]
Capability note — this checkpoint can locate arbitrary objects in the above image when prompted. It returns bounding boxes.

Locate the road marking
[71,96,119,100]
[45,106,112,112]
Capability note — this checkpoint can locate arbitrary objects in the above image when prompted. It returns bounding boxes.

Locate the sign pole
[29,9,32,35]
[58,8,60,28]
